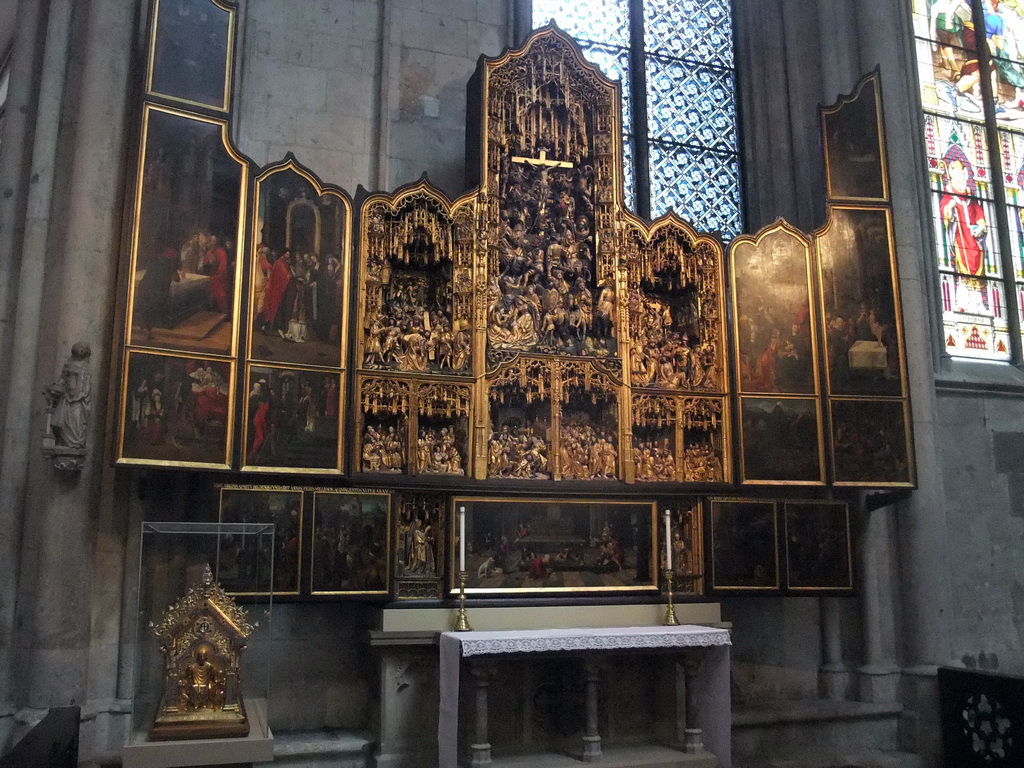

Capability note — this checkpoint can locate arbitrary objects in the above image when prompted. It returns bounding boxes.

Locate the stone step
[765,750,925,768]
[732,700,905,768]
[272,730,374,768]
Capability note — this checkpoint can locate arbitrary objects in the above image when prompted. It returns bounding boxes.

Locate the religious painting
[147,0,234,111]
[119,350,233,468]
[242,365,341,472]
[357,376,410,474]
[249,158,351,369]
[478,26,623,362]
[783,501,853,591]
[127,105,246,356]
[731,223,819,395]
[739,397,823,485]
[709,499,779,591]
[311,490,390,596]
[412,382,471,477]
[630,395,727,484]
[830,398,914,487]
[822,73,887,201]
[623,214,727,394]
[660,499,704,596]
[453,498,657,595]
[817,206,906,397]
[357,182,474,377]
[394,491,446,599]
[216,486,303,596]
[486,358,553,480]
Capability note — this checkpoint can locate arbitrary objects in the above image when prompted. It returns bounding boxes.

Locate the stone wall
[234,0,511,198]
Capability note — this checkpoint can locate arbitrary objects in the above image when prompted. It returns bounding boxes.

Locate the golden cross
[511,149,574,169]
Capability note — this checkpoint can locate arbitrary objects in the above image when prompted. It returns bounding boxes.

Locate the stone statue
[42,342,92,471]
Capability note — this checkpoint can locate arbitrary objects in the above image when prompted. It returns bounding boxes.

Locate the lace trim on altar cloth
[453,626,731,657]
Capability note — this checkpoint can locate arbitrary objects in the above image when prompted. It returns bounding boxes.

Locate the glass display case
[124,521,274,767]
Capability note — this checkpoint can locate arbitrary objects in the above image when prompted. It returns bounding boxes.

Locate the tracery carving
[414,382,471,476]
[359,184,474,375]
[623,217,725,394]
[482,28,621,360]
[359,377,410,473]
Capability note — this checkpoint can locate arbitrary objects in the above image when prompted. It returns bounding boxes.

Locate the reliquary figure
[150,564,255,740]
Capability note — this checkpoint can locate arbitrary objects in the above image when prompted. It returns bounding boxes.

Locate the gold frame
[737,395,826,486]
[829,396,917,488]
[709,497,781,592]
[354,179,477,379]
[821,71,890,203]
[124,103,249,359]
[240,362,344,474]
[145,0,236,113]
[782,500,853,592]
[629,393,731,485]
[310,488,391,597]
[116,348,236,469]
[448,495,659,595]
[814,204,910,399]
[247,156,353,370]
[729,219,822,397]
[216,484,305,597]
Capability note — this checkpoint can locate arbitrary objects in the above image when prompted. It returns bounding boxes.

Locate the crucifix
[511,149,574,169]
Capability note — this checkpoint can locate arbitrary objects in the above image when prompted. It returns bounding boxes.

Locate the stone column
[581,659,601,761]
[857,503,900,703]
[10,0,137,761]
[470,662,493,767]
[0,0,73,749]
[854,0,952,761]
[681,649,706,755]
[819,597,851,700]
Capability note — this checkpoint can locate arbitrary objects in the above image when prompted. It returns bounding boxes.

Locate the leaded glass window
[533,0,742,239]
[913,0,1024,361]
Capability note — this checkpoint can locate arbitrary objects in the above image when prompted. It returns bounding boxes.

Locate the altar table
[439,625,732,768]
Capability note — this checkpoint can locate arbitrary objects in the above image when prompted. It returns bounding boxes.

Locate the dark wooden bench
[0,706,79,768]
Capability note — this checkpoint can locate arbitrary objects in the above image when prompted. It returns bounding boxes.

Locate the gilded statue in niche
[150,565,255,740]
[359,185,474,376]
[557,360,620,481]
[414,382,471,476]
[487,358,552,480]
[481,27,621,361]
[624,218,725,394]
[359,377,410,474]
[631,394,725,484]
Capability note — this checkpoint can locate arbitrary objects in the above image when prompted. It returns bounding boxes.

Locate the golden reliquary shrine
[115,9,915,609]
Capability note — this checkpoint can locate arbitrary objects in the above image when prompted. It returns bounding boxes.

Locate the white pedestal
[122,698,273,768]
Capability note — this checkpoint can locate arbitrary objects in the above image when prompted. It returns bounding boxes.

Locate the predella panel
[217,487,303,596]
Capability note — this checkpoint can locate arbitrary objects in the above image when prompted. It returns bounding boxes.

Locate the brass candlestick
[664,568,679,626]
[453,571,473,632]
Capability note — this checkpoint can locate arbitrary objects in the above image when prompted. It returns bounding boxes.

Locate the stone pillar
[10,0,136,761]
[681,649,706,755]
[581,659,601,761]
[819,597,852,700]
[470,662,492,767]
[854,0,952,762]
[0,0,73,748]
[857,503,900,703]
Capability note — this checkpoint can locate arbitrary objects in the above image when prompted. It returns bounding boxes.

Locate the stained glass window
[533,0,742,239]
[913,0,1024,361]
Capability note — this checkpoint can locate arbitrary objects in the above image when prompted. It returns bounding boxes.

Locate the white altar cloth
[439,625,732,768]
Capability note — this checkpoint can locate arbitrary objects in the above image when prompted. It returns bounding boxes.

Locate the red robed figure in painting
[940,142,987,276]
[261,250,293,328]
[204,236,231,313]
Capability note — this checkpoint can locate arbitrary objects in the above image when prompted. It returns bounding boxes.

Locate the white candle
[459,506,466,573]
[664,510,672,571]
